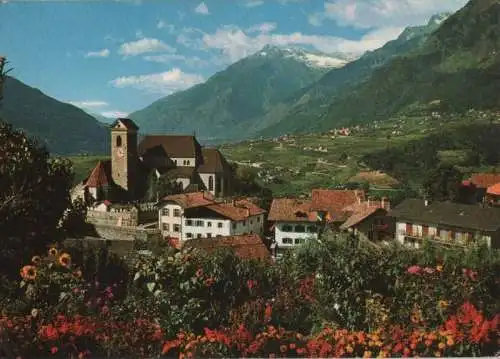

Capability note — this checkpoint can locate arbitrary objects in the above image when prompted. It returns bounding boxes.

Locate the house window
[162,223,169,231]
[173,224,180,232]
[406,223,412,236]
[307,226,316,233]
[195,220,204,227]
[243,220,247,226]
[207,233,212,238]
[216,178,222,193]
[174,160,178,165]
[161,208,170,216]
[197,234,202,238]
[295,238,305,245]
[186,233,193,239]
[173,209,181,217]
[257,217,261,222]
[183,160,186,165]
[295,225,305,233]
[422,225,429,237]
[282,224,293,232]
[282,237,293,244]
[218,222,223,228]
[116,135,122,147]
[250,220,253,225]
[232,223,237,230]
[207,221,212,227]
[185,219,193,226]
[187,160,190,166]
[208,176,214,191]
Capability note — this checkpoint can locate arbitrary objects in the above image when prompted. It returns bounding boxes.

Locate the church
[79,118,234,203]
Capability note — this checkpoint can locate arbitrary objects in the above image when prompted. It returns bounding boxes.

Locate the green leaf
[59,292,68,302]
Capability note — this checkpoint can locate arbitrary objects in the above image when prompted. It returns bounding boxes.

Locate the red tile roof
[469,173,500,189]
[84,160,112,188]
[161,191,215,209]
[206,199,266,221]
[183,234,271,262]
[267,198,317,222]
[486,183,500,196]
[340,205,387,230]
[310,189,364,221]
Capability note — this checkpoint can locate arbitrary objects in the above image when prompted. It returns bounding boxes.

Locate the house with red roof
[461,172,500,204]
[157,192,266,242]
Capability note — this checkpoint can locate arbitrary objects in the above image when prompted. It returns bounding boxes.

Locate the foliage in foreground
[0,238,498,357]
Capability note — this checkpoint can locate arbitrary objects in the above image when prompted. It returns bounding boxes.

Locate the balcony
[399,231,470,248]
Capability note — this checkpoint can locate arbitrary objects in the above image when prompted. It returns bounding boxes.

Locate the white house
[267,198,319,249]
[388,199,500,249]
[157,192,266,244]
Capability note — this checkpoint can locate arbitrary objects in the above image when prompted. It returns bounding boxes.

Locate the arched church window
[208,176,214,191]
[116,135,122,147]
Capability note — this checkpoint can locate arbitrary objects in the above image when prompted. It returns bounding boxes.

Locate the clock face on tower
[116,148,125,158]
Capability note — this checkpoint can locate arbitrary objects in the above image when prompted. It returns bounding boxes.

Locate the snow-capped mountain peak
[256,45,358,69]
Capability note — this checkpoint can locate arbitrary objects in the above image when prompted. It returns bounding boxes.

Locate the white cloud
[244,0,264,7]
[118,37,176,56]
[84,48,110,58]
[143,54,209,67]
[246,22,277,34]
[321,0,467,29]
[68,100,109,108]
[308,12,325,27]
[194,2,210,15]
[100,111,129,118]
[201,25,405,63]
[109,68,205,94]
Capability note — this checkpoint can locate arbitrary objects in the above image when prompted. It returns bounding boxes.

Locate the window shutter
[423,225,429,236]
[406,223,412,235]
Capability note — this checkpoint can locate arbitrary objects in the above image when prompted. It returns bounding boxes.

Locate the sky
[0,0,469,119]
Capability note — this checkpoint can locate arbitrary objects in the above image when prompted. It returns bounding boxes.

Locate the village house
[339,198,391,241]
[157,192,266,245]
[267,189,390,253]
[76,118,234,205]
[267,198,320,251]
[389,199,500,249]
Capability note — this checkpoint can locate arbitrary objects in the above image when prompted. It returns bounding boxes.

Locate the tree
[143,172,181,202]
[0,59,73,275]
[422,165,463,202]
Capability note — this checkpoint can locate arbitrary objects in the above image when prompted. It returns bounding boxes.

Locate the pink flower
[423,267,435,274]
[407,265,421,274]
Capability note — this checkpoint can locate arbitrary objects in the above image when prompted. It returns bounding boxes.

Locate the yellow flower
[20,265,37,281]
[346,345,354,353]
[436,265,443,272]
[434,351,442,357]
[438,300,449,309]
[438,342,446,350]
[58,253,71,267]
[48,247,58,257]
[31,255,41,265]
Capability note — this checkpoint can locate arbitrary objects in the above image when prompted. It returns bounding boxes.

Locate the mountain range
[2,0,499,153]
[0,76,109,155]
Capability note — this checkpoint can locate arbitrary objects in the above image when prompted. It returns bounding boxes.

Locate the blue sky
[0,0,468,118]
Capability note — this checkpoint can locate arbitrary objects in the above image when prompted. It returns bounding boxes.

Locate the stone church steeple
[110,118,139,199]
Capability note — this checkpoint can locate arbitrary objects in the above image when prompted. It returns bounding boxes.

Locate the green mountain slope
[130,46,349,141]
[0,76,108,155]
[257,14,451,137]
[261,0,500,136]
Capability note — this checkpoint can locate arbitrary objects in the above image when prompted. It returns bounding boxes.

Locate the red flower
[195,269,203,278]
[247,279,257,290]
[50,347,58,355]
[264,303,272,322]
[407,265,421,274]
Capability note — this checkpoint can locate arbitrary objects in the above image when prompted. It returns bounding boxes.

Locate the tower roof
[111,118,139,130]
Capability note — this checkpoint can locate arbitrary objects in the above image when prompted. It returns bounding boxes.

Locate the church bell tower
[111,118,139,199]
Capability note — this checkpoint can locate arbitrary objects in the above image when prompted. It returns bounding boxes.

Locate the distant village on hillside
[70,118,500,259]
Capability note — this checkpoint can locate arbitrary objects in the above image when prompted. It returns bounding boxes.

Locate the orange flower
[31,255,41,265]
[438,342,445,350]
[48,247,58,257]
[363,350,372,358]
[20,265,37,281]
[58,253,71,267]
[436,265,443,272]
[446,337,454,346]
